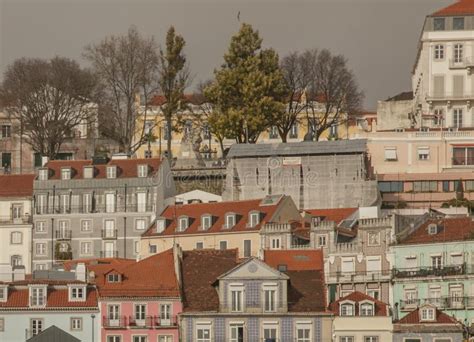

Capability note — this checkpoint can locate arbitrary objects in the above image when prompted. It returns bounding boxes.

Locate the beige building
[139,194,301,259]
[329,291,393,342]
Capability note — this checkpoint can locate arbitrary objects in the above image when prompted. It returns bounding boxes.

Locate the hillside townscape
[2,0,474,341]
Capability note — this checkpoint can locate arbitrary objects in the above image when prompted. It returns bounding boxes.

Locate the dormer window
[0,286,7,302]
[428,223,438,235]
[225,213,236,229]
[83,166,94,179]
[420,306,436,321]
[201,214,212,230]
[38,168,48,181]
[29,286,47,307]
[107,273,121,283]
[359,302,374,316]
[106,166,117,179]
[69,285,86,301]
[340,302,354,316]
[156,218,166,233]
[248,211,260,228]
[178,216,189,232]
[138,164,148,178]
[61,167,71,180]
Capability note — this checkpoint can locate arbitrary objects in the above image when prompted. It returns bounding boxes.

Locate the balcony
[102,229,117,240]
[100,251,119,258]
[103,316,177,329]
[55,230,72,240]
[327,270,391,284]
[392,264,466,279]
[400,297,472,311]
[0,215,32,225]
[426,92,474,102]
[449,57,474,71]
[34,204,154,215]
[219,300,286,313]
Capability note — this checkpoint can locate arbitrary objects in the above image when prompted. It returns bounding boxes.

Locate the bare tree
[310,49,364,141]
[277,49,318,142]
[0,57,96,159]
[84,26,159,154]
[158,26,190,160]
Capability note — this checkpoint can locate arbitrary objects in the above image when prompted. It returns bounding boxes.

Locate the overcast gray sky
[0,0,451,110]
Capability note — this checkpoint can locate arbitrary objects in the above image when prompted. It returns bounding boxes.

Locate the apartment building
[223,140,379,209]
[31,156,175,270]
[139,194,301,259]
[0,266,99,342]
[393,305,464,342]
[89,249,182,342]
[178,248,332,342]
[392,217,474,326]
[329,291,392,342]
[0,174,35,273]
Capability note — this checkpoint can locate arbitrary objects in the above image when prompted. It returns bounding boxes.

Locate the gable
[219,258,288,281]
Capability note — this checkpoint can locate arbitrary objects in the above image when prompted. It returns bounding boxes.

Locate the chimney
[12,266,25,281]
[75,263,86,282]
[41,156,49,167]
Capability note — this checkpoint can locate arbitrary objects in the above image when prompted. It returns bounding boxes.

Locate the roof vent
[92,156,110,165]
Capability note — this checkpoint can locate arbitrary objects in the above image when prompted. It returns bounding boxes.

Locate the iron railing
[392,264,468,279]
[102,315,178,329]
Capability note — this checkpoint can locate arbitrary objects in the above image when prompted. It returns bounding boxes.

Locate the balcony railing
[0,215,32,225]
[101,229,118,239]
[219,300,285,313]
[392,264,467,279]
[103,316,177,329]
[100,251,119,258]
[34,204,154,215]
[426,92,474,101]
[327,270,391,283]
[400,296,473,311]
[55,230,72,240]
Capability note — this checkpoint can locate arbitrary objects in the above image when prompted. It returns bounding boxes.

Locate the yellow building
[133,94,376,160]
[139,194,301,259]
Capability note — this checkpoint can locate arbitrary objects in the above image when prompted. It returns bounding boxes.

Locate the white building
[0,174,34,273]
[175,189,222,204]
[413,0,474,129]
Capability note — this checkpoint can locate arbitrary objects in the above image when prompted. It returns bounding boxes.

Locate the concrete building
[391,216,474,327]
[329,291,393,342]
[175,189,222,204]
[222,140,379,210]
[0,174,35,273]
[31,156,175,270]
[393,305,464,342]
[0,265,99,342]
[178,248,332,342]
[140,194,301,259]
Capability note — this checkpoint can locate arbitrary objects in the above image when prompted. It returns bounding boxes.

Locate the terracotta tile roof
[181,249,239,312]
[396,307,459,324]
[143,196,285,237]
[42,158,162,180]
[398,217,474,245]
[62,258,135,272]
[0,174,35,197]
[432,0,474,16]
[286,270,326,312]
[93,249,180,298]
[329,291,389,316]
[0,286,98,309]
[305,207,357,224]
[263,250,324,271]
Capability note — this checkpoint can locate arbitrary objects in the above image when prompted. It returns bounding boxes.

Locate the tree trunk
[166,116,172,161]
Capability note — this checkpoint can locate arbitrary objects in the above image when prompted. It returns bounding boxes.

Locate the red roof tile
[143,196,286,237]
[0,286,98,309]
[398,217,474,245]
[432,0,474,16]
[0,174,35,197]
[286,270,326,312]
[62,258,135,272]
[182,249,239,312]
[93,249,180,298]
[42,158,162,180]
[396,307,459,324]
[305,208,357,224]
[329,291,389,316]
[263,250,324,271]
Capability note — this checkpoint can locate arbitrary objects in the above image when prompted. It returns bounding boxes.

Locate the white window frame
[80,241,92,256]
[417,147,430,161]
[35,221,46,233]
[454,43,464,63]
[81,219,92,232]
[30,286,47,307]
[71,317,83,331]
[225,213,236,228]
[138,164,148,178]
[69,286,86,301]
[35,243,46,256]
[317,234,327,247]
[106,166,117,179]
[249,211,260,227]
[420,307,435,321]
[0,286,7,302]
[178,216,189,232]
[38,169,48,181]
[271,237,281,250]
[135,218,146,231]
[295,322,312,342]
[339,337,354,342]
[31,318,44,336]
[196,323,211,342]
[201,215,212,230]
[340,302,355,316]
[434,44,444,60]
[229,284,244,312]
[219,240,228,250]
[263,283,278,312]
[10,231,22,245]
[359,301,375,316]
[61,167,71,180]
[384,147,397,161]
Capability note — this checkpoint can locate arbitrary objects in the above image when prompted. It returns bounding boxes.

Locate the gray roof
[27,325,81,342]
[226,140,367,158]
